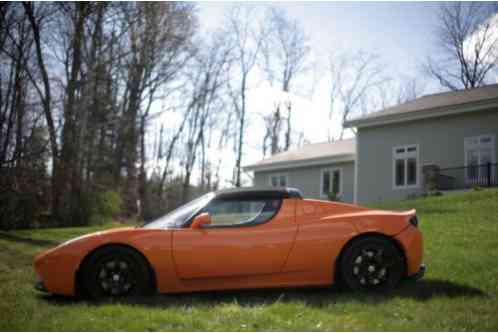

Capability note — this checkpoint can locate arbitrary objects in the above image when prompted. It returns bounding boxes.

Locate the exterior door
[172,198,297,279]
[465,135,496,185]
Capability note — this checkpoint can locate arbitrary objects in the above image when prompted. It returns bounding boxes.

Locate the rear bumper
[394,225,424,276]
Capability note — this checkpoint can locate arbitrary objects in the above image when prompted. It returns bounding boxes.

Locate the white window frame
[320,167,343,198]
[268,173,289,187]
[464,134,496,183]
[392,144,420,190]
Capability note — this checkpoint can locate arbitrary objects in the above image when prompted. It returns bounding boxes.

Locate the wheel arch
[75,243,157,296]
[333,232,407,284]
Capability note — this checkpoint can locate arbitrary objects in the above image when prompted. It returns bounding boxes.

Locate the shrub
[87,190,123,225]
[326,191,341,202]
[100,191,122,218]
[423,190,443,197]
[0,191,35,230]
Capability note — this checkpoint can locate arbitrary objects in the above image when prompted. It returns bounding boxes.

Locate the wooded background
[1,2,496,229]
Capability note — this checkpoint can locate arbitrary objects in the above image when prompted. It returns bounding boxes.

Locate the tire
[340,236,404,292]
[80,245,153,299]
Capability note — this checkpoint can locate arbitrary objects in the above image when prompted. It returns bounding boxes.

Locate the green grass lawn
[1,189,498,331]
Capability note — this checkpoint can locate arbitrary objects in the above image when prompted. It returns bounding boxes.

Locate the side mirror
[191,213,211,229]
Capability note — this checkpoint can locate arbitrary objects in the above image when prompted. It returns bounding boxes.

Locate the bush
[406,193,423,200]
[0,191,35,230]
[424,190,443,197]
[326,191,341,202]
[86,190,122,225]
[101,191,122,217]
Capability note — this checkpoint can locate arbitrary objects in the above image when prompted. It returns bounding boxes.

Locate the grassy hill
[1,189,497,331]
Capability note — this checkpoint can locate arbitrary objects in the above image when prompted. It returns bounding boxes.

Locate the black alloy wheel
[96,257,134,296]
[340,236,404,292]
[81,246,152,299]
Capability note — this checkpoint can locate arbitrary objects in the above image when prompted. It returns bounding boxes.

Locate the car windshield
[142,192,215,229]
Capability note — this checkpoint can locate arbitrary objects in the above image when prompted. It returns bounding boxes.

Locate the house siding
[356,108,498,203]
[253,161,355,202]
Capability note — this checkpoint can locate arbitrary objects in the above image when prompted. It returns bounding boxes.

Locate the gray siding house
[244,140,356,202]
[244,84,498,204]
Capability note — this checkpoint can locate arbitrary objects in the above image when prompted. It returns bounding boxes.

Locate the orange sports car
[34,187,425,298]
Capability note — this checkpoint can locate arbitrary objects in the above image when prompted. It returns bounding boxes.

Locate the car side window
[202,198,281,227]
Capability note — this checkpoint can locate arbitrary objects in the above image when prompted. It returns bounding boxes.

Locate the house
[244,139,356,202]
[244,84,498,204]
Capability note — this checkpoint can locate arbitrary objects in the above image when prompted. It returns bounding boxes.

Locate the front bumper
[34,247,79,296]
[409,263,426,281]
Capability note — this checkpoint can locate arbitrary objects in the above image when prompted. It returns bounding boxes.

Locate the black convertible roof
[214,187,303,200]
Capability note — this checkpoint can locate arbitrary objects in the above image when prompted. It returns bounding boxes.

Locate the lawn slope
[1,189,497,331]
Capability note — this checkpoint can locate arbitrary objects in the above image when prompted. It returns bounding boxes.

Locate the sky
[151,2,493,187]
[199,2,441,77]
[193,2,442,183]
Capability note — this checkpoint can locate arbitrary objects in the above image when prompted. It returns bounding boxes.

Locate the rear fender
[320,209,416,236]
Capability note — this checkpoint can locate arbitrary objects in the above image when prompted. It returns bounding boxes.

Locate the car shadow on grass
[38,278,486,308]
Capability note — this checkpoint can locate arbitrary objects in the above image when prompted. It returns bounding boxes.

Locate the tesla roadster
[34,187,424,298]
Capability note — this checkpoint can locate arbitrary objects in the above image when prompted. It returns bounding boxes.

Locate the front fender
[34,228,174,296]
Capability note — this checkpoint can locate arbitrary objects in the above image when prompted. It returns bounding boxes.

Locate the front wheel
[81,246,153,299]
[340,236,404,292]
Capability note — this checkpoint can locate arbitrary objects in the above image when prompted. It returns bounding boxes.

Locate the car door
[172,197,297,279]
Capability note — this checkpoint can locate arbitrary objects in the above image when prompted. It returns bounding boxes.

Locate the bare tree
[0,2,200,228]
[212,110,233,190]
[260,7,310,155]
[22,3,60,215]
[57,3,92,224]
[0,3,55,228]
[394,77,426,104]
[225,5,265,187]
[367,76,426,114]
[262,101,282,156]
[329,51,389,139]
[180,31,232,202]
[424,2,498,91]
[113,2,195,217]
[157,105,190,198]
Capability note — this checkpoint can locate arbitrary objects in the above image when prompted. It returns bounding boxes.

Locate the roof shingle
[244,138,355,170]
[345,83,498,127]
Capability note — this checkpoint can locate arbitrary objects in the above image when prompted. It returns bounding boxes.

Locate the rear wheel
[81,246,152,299]
[340,236,404,292]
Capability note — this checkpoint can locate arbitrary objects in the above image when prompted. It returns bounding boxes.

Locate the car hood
[57,227,135,248]
[36,226,174,265]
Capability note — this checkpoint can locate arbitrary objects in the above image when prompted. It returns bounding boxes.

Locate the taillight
[409,215,419,227]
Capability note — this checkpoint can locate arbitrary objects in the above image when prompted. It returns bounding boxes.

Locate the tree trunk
[23,2,59,220]
[234,76,247,188]
[284,101,291,151]
[58,3,88,225]
[271,104,280,155]
[138,114,148,219]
